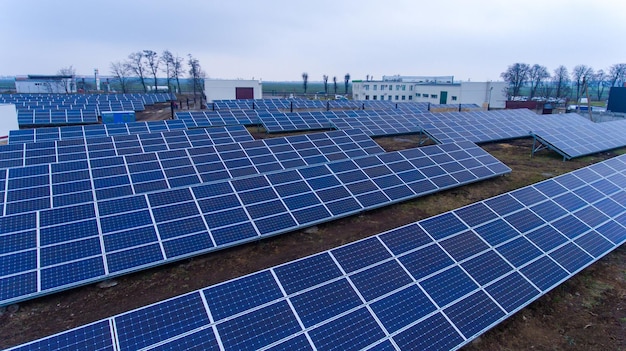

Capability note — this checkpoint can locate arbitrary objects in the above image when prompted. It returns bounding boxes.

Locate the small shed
[204,79,262,102]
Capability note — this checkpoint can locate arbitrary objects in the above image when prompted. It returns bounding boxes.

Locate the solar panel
[531,119,626,160]
[0,140,508,306]
[420,109,592,144]
[174,110,260,127]
[329,115,422,136]
[17,109,100,127]
[0,126,254,169]
[8,152,626,351]
[0,129,385,215]
[259,112,334,132]
[8,120,191,144]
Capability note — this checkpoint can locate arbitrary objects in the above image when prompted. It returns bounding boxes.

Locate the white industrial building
[204,79,262,102]
[15,75,77,94]
[351,75,507,109]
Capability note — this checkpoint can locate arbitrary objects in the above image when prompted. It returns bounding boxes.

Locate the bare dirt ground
[0,104,625,350]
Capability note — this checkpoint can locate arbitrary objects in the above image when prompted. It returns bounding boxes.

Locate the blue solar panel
[8,149,626,350]
[531,119,626,160]
[0,129,385,215]
[9,119,190,144]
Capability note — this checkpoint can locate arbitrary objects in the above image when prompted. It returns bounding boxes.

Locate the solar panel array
[0,139,509,307]
[174,107,426,132]
[8,119,190,144]
[0,129,385,216]
[531,119,626,160]
[2,93,173,126]
[258,111,334,132]
[174,110,260,127]
[209,98,429,112]
[0,126,254,170]
[16,109,99,126]
[329,115,422,136]
[417,110,591,144]
[9,152,626,351]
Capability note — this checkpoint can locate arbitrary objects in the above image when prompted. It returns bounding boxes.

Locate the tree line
[302,72,351,95]
[501,63,626,102]
[109,50,205,97]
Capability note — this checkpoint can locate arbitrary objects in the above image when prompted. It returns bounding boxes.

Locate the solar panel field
[1,100,625,350]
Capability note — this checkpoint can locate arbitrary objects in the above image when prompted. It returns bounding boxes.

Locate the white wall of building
[15,79,76,94]
[204,79,262,102]
[352,79,507,108]
[0,104,18,140]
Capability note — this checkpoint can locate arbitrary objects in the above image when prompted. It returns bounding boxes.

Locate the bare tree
[302,72,309,94]
[552,65,570,99]
[571,64,594,102]
[333,76,337,94]
[57,65,76,93]
[143,50,160,93]
[608,63,626,87]
[172,54,184,94]
[528,64,550,99]
[344,73,350,95]
[323,75,328,94]
[161,50,174,93]
[127,51,148,92]
[540,82,554,100]
[500,63,530,99]
[592,69,608,101]
[188,54,205,102]
[110,61,132,93]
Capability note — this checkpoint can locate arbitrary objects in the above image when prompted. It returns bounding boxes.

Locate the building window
[389,85,393,91]
[380,84,387,90]
[373,95,377,100]
[416,93,421,97]
[373,85,377,91]
[395,95,399,100]
[431,94,437,98]
[388,96,392,100]
[365,95,370,100]
[364,85,369,91]
[409,85,413,91]
[402,85,406,91]
[395,85,401,90]
[451,96,457,101]
[408,95,413,100]
[401,95,406,100]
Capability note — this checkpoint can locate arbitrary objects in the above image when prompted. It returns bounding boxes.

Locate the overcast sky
[1,0,624,82]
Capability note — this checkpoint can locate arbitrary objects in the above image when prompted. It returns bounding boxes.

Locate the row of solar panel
[209,98,430,111]
[8,152,626,351]
[0,93,175,104]
[0,126,254,170]
[330,109,591,140]
[16,110,100,126]
[420,111,591,145]
[0,129,385,215]
[7,119,191,144]
[0,140,509,306]
[531,119,626,160]
[174,107,418,130]
[14,101,144,111]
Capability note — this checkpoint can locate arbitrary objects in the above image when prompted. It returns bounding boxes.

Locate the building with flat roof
[15,75,77,94]
[352,75,506,109]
